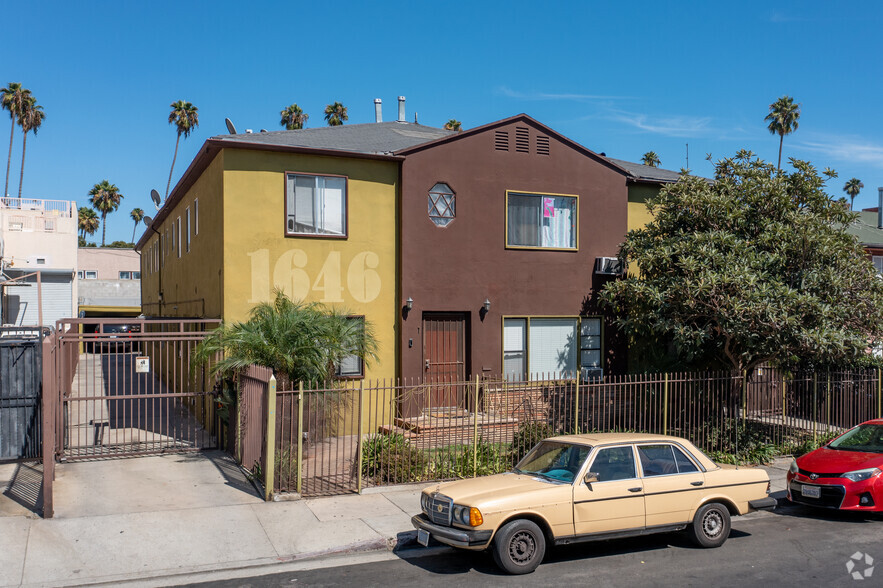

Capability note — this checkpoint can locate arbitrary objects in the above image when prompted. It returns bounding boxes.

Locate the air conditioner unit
[594,257,623,275]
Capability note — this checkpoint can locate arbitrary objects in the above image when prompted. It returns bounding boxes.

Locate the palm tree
[843,178,864,211]
[280,103,309,130]
[324,102,348,126]
[192,290,378,386]
[1,83,30,198]
[17,96,44,198]
[641,151,661,167]
[764,95,800,170]
[166,100,199,199]
[444,119,462,131]
[88,180,124,247]
[130,207,145,243]
[78,206,99,240]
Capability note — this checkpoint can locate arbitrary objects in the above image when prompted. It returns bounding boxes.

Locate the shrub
[360,433,425,484]
[511,421,555,463]
[787,430,841,457]
[429,437,510,479]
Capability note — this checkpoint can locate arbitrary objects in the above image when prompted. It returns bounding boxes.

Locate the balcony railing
[1,197,74,217]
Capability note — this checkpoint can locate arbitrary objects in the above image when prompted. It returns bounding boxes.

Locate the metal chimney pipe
[374,99,382,123]
[878,187,883,229]
[397,96,406,122]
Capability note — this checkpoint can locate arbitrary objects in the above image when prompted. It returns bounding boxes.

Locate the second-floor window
[506,191,577,250]
[285,173,347,237]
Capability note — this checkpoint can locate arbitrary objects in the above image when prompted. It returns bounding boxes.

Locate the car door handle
[628,487,642,493]
[691,481,704,486]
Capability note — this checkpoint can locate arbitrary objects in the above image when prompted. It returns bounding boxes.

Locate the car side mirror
[584,472,599,489]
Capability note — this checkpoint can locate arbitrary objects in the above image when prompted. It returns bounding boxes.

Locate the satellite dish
[225,118,237,134]
[260,129,268,133]
[150,189,161,210]
[143,216,153,226]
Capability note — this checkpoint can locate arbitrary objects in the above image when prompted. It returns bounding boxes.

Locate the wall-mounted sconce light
[479,298,491,321]
[402,296,413,320]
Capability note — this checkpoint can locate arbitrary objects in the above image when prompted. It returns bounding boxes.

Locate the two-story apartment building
[76,247,142,317]
[0,197,77,327]
[136,106,678,388]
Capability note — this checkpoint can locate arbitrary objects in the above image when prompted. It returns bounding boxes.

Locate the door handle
[628,487,642,493]
[691,481,704,486]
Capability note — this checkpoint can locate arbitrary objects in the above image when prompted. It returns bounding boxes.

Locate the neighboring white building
[77,247,141,316]
[0,197,77,327]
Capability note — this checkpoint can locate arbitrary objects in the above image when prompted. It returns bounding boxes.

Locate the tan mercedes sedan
[412,433,776,574]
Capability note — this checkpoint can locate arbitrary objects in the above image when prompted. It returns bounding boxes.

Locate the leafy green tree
[323,102,348,126]
[130,207,145,242]
[17,96,44,197]
[193,290,379,386]
[280,103,309,130]
[765,95,800,170]
[166,100,199,199]
[88,180,123,247]
[78,206,99,240]
[641,151,661,167]
[1,82,30,198]
[444,119,462,131]
[843,178,864,211]
[601,150,883,374]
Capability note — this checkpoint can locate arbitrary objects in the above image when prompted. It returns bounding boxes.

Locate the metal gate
[0,327,45,461]
[54,318,222,460]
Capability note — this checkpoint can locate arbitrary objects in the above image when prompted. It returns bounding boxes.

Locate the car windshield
[828,424,883,453]
[514,441,592,483]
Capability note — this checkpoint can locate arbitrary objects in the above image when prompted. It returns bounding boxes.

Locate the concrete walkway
[0,452,792,588]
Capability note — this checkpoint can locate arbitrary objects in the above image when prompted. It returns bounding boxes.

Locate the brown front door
[423,313,467,409]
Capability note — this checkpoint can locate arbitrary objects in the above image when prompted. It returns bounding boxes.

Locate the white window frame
[503,316,601,380]
[194,198,199,235]
[334,316,365,378]
[84,270,97,280]
[176,217,182,258]
[185,206,191,253]
[285,173,348,237]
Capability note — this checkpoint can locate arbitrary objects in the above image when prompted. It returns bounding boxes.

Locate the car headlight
[421,493,431,514]
[452,505,483,526]
[789,460,799,474]
[842,468,882,483]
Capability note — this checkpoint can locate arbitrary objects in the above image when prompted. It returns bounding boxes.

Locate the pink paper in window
[543,197,555,218]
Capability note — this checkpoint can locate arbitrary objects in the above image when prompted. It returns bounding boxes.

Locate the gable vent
[494,130,509,151]
[536,135,550,156]
[515,127,530,153]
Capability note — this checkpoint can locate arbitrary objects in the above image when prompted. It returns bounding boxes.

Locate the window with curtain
[507,192,577,249]
[286,173,347,237]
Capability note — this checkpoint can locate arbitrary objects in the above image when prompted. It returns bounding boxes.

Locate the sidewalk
[0,452,792,588]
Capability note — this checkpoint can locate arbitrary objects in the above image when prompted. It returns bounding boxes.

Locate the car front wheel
[689,502,731,548]
[491,519,546,574]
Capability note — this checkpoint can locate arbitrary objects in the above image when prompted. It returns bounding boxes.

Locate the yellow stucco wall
[221,148,399,383]
[140,152,225,319]
[627,183,659,233]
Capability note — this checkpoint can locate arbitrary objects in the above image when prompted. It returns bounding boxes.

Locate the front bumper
[787,474,882,511]
[411,514,493,548]
[748,497,777,511]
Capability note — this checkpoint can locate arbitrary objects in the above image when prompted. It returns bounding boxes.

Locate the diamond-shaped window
[428,183,455,227]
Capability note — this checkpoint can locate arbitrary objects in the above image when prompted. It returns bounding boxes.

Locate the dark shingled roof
[604,158,684,183]
[212,121,456,155]
[845,210,883,248]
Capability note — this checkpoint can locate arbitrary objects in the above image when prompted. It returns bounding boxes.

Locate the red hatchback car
[787,419,883,512]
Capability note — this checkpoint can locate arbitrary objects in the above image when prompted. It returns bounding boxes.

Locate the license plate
[417,529,430,546]
[802,484,821,499]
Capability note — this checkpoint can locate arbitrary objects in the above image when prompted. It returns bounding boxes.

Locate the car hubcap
[509,531,536,563]
[702,510,722,538]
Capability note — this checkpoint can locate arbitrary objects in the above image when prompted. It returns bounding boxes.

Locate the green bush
[429,437,510,479]
[360,433,425,483]
[511,421,555,463]
[787,430,841,457]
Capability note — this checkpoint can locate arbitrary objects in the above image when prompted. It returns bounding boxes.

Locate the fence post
[741,371,747,424]
[782,373,787,428]
[573,372,580,435]
[662,373,669,436]
[812,372,818,446]
[878,368,882,420]
[296,381,304,495]
[264,375,277,502]
[357,379,364,494]
[826,370,831,434]
[473,375,479,478]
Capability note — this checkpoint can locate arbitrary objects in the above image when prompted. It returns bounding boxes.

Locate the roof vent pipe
[397,96,406,122]
[878,187,883,229]
[374,99,382,123]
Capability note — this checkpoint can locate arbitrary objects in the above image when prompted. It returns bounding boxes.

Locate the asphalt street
[182,501,882,587]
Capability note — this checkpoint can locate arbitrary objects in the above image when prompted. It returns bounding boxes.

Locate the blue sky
[5,0,882,244]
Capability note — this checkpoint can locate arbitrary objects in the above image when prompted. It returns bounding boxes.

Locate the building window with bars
[428,183,456,227]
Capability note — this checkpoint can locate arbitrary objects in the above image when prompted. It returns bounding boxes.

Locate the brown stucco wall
[399,118,629,381]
